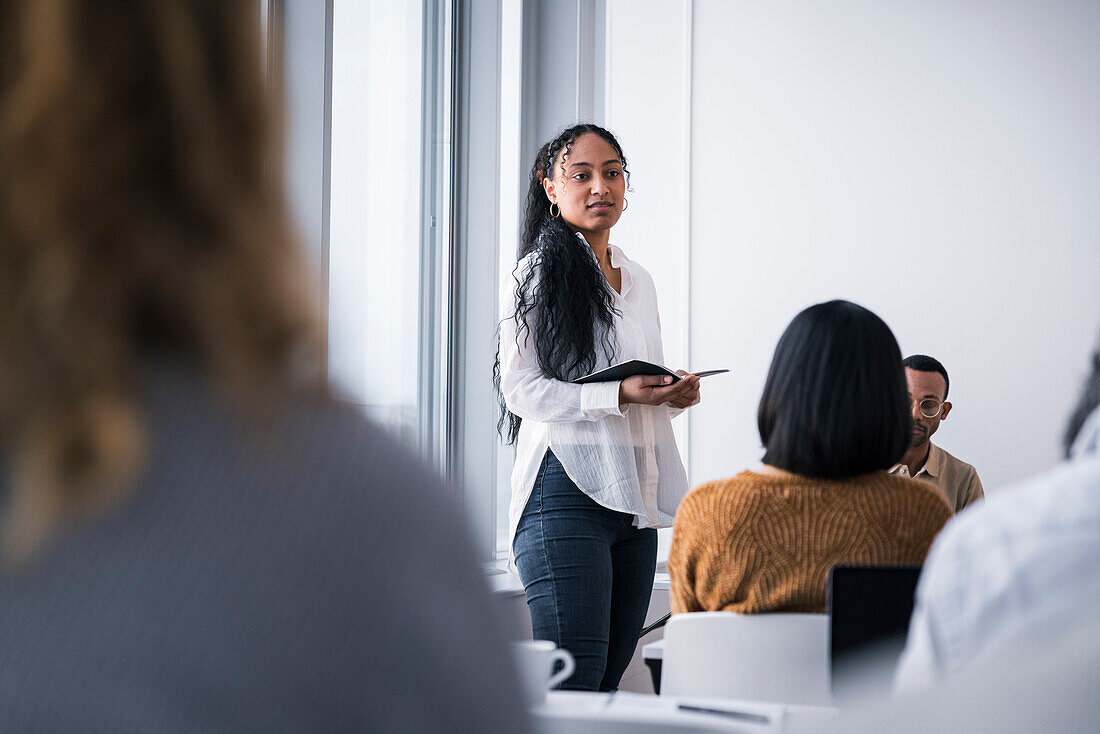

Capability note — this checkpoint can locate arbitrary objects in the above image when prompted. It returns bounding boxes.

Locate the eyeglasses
[911,397,944,419]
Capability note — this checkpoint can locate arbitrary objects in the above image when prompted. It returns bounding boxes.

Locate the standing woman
[496,124,700,691]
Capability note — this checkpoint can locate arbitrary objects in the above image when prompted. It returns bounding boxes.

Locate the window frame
[277,0,608,561]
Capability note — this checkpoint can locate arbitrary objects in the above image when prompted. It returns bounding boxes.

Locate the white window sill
[483,560,525,596]
[483,560,669,597]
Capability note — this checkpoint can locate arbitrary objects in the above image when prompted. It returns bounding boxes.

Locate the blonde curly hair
[0,0,318,563]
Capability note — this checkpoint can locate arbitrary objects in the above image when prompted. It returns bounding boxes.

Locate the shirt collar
[575,234,633,297]
[573,233,626,263]
[890,443,942,478]
[921,442,943,478]
[608,243,627,267]
[609,244,633,296]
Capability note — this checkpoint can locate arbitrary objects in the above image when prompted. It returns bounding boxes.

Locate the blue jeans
[513,450,657,691]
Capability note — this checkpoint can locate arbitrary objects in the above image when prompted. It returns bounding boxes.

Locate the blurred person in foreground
[796,618,1100,734]
[669,300,951,614]
[894,332,1100,692]
[0,1,526,731]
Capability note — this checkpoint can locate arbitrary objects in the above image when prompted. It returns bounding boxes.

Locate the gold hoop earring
[622,198,629,212]
[549,202,560,218]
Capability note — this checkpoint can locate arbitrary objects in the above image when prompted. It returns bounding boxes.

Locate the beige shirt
[890,442,984,513]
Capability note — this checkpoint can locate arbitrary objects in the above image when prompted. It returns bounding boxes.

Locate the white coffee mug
[512,639,576,704]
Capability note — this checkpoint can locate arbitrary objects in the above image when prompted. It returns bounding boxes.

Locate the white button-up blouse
[498,240,689,558]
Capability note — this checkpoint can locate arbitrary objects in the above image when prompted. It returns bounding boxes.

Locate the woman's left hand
[669,371,701,409]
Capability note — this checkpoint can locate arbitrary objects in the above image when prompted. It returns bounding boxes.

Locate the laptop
[827,564,922,701]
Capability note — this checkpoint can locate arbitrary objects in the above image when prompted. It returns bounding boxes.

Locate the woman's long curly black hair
[494,124,631,444]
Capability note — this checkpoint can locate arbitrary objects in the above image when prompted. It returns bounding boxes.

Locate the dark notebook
[573,359,728,384]
[828,564,922,700]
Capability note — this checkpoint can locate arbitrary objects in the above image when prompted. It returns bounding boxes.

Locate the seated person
[894,334,1100,691]
[888,354,984,513]
[669,300,951,614]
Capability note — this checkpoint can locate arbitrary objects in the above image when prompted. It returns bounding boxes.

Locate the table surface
[644,638,666,660]
[533,690,837,733]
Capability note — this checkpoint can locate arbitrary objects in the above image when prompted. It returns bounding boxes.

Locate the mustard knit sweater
[668,470,951,615]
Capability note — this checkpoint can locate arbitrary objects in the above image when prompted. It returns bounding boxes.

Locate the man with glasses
[889,354,985,513]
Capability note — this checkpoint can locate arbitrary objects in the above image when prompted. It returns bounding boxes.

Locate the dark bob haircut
[757,300,911,479]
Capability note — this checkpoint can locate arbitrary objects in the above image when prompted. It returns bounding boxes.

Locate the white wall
[606,0,1100,494]
[604,0,692,402]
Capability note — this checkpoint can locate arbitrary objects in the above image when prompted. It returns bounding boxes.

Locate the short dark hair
[758,300,911,478]
[902,354,950,401]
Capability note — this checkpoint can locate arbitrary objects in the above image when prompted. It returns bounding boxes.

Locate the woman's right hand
[618,374,699,406]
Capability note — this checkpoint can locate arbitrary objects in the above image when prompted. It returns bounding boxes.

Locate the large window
[322,0,505,556]
[494,0,524,555]
[328,1,428,446]
[282,0,588,560]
